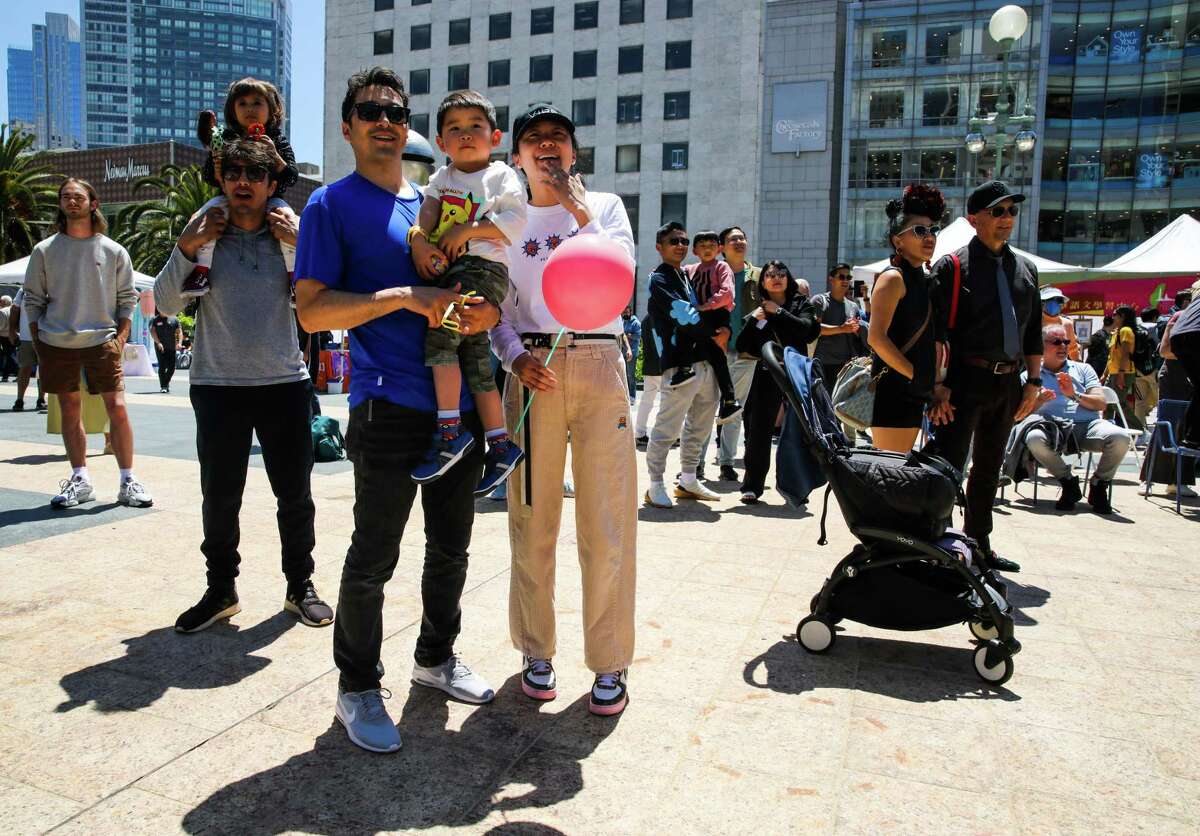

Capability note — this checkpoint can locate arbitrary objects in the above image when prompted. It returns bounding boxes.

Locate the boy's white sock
[72,466,90,482]
[119,468,133,483]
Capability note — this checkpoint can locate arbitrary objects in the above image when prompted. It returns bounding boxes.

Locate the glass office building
[82,0,292,149]
[841,1,1047,266]
[1038,0,1200,265]
[5,14,84,150]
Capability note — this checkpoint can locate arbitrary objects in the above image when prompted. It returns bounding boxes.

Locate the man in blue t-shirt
[294,66,501,754]
[1021,323,1130,515]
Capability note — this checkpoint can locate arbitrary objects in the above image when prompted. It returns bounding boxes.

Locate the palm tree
[0,124,59,262]
[113,164,217,275]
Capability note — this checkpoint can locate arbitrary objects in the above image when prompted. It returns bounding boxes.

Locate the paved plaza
[0,374,1197,835]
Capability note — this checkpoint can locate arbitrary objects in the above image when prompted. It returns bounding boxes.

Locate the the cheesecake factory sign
[103,156,153,184]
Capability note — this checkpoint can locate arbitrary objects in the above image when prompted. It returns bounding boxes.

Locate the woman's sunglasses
[900,224,941,239]
[989,205,1020,218]
[221,164,269,183]
[353,101,410,124]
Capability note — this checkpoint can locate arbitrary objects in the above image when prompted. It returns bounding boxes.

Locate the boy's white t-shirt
[490,191,636,371]
[425,160,527,266]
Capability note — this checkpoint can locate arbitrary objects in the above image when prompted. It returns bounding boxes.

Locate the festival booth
[851,217,1091,286]
[1047,215,1200,316]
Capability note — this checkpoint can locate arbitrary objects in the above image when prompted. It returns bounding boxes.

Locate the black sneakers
[1055,476,1083,511]
[719,465,739,482]
[985,552,1022,573]
[1088,479,1114,515]
[668,366,696,389]
[284,580,334,627]
[175,588,241,633]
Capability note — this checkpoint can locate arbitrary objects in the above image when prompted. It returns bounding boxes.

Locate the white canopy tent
[0,255,157,291]
[851,217,1091,285]
[1094,213,1200,277]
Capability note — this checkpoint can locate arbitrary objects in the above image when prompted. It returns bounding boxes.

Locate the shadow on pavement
[1,453,68,465]
[0,501,123,528]
[56,613,298,714]
[744,636,1020,703]
[723,501,810,519]
[182,674,619,833]
[637,503,721,523]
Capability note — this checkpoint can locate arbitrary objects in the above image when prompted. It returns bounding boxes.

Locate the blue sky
[1,0,325,166]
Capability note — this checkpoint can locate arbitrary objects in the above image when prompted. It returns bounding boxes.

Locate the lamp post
[965,5,1037,178]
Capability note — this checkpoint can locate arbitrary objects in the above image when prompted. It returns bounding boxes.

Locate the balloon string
[513,327,566,434]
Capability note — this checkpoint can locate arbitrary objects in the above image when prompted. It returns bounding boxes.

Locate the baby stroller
[762,343,1020,686]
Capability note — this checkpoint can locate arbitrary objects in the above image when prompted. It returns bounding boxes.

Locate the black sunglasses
[221,164,269,183]
[1044,338,1071,347]
[901,224,942,239]
[666,236,689,246]
[353,101,410,124]
[832,273,852,281]
[989,205,1020,218]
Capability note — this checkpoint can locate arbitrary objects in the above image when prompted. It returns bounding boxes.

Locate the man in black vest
[926,181,1044,573]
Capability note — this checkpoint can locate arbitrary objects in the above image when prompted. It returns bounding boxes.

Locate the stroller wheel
[809,594,842,625]
[969,620,999,641]
[973,643,1014,687]
[797,615,835,654]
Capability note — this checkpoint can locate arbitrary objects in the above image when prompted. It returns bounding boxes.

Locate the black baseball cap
[967,180,1026,215]
[511,103,575,145]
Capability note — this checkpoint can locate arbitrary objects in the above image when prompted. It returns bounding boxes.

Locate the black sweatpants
[333,399,484,693]
[922,368,1022,555]
[155,347,176,390]
[190,379,316,592]
[740,363,781,496]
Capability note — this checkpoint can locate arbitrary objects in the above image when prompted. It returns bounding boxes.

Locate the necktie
[995,257,1019,359]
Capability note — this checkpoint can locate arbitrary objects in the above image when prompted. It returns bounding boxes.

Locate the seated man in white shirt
[1024,323,1130,515]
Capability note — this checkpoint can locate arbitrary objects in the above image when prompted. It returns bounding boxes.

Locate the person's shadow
[181,674,620,833]
[56,613,297,714]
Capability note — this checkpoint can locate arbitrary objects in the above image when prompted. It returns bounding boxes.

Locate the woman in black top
[734,260,819,503]
[867,184,943,452]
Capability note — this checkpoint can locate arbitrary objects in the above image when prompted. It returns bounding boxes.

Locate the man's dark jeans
[333,399,483,693]
[155,347,176,390]
[923,367,1022,555]
[190,379,316,591]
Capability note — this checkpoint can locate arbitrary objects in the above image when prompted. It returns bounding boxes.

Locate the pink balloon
[542,234,634,331]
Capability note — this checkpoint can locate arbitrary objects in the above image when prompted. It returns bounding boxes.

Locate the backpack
[311,415,346,462]
[1131,325,1159,376]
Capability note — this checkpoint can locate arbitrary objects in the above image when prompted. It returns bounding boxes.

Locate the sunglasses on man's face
[1044,338,1071,347]
[833,273,852,281]
[665,237,690,246]
[222,164,269,183]
[900,224,941,239]
[353,101,410,124]
[988,205,1020,218]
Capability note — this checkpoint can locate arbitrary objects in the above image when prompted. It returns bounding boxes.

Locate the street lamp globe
[988,5,1029,44]
[1014,129,1037,153]
[965,132,987,154]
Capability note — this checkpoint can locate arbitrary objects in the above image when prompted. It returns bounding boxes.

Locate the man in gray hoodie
[22,178,151,510]
[154,138,331,635]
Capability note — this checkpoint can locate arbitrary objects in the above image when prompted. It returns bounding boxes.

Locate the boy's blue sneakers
[475,438,525,496]
[412,426,475,484]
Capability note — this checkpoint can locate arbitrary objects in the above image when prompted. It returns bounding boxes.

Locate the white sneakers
[410,655,495,704]
[675,476,720,501]
[51,474,153,509]
[117,476,154,507]
[644,482,673,508]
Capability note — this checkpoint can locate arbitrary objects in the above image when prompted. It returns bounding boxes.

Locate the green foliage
[176,313,195,338]
[0,125,59,262]
[634,340,644,382]
[112,164,218,276]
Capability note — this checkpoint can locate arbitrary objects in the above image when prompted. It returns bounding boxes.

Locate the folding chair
[1143,398,1200,514]
[1099,385,1143,471]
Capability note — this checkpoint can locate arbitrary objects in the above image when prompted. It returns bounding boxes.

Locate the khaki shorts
[37,338,124,395]
[17,340,38,368]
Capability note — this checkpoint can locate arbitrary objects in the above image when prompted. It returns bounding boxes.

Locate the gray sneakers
[411,655,495,704]
[117,477,154,508]
[335,688,402,753]
[51,476,94,509]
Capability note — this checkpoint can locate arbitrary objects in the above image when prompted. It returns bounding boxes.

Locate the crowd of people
[6,66,1200,758]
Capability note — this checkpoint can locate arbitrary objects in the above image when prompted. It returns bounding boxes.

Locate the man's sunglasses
[1044,338,1071,347]
[353,101,410,124]
[988,205,1020,218]
[666,236,690,245]
[832,273,852,281]
[222,164,270,183]
[900,224,942,239]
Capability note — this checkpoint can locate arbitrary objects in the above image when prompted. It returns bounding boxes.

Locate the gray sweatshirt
[22,233,137,349]
[154,224,308,387]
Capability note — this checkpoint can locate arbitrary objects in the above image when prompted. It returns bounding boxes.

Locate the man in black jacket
[644,222,722,508]
[926,181,1045,573]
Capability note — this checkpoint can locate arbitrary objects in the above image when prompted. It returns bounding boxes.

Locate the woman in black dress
[866,184,943,453]
[734,260,819,503]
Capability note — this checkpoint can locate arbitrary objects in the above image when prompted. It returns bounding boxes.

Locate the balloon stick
[513,327,566,434]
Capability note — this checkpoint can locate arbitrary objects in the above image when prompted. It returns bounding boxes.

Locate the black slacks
[740,363,782,496]
[155,347,176,389]
[1171,331,1200,445]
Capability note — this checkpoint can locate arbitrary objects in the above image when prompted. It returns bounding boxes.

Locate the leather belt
[521,332,618,348]
[964,357,1018,374]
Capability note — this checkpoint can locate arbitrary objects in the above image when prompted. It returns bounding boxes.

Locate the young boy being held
[678,231,742,425]
[184,77,301,298]
[409,90,527,495]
